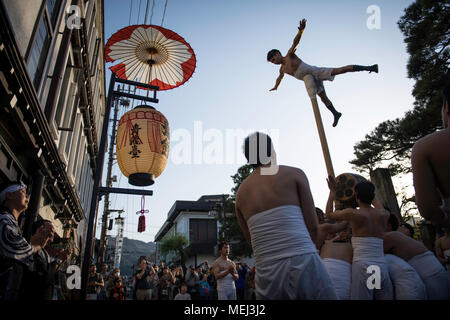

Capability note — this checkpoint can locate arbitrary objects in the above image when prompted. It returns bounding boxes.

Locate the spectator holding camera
[185,265,199,299]
[159,266,175,300]
[172,266,184,297]
[235,262,249,300]
[207,266,217,300]
[134,256,152,300]
[148,265,159,300]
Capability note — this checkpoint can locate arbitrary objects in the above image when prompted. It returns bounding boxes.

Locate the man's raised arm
[288,18,307,55]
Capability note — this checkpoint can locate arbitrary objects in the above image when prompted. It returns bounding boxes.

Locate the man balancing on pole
[268,19,378,127]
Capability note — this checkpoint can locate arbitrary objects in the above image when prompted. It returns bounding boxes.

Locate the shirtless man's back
[327,180,392,300]
[412,85,450,229]
[236,165,318,243]
[235,132,337,300]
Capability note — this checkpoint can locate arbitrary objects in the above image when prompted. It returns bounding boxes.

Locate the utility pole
[98,85,121,265]
[221,194,226,239]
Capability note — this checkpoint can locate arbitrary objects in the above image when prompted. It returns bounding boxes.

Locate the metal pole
[221,194,226,239]
[98,187,153,197]
[98,85,121,265]
[303,74,335,177]
[80,72,117,299]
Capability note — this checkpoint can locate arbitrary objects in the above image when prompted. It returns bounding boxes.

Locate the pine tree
[351,0,449,176]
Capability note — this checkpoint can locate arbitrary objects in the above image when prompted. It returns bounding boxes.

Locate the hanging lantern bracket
[98,186,153,199]
[113,90,158,103]
[114,77,159,91]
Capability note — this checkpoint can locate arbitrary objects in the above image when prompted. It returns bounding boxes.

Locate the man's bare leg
[318,90,342,127]
[331,64,378,76]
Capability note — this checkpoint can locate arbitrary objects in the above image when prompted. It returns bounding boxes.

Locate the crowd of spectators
[119,257,256,300]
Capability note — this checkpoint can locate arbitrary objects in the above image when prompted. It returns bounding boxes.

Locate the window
[59,83,78,158]
[90,38,100,76]
[46,0,61,28]
[87,4,96,44]
[54,63,73,129]
[27,16,51,90]
[189,219,217,244]
[71,121,83,178]
[65,93,80,156]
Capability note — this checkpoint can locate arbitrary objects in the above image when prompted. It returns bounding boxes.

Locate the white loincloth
[293,61,335,94]
[351,237,393,300]
[217,273,236,300]
[384,254,427,300]
[408,251,450,300]
[247,205,337,300]
[322,258,351,300]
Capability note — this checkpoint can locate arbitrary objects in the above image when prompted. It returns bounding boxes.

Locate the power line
[161,0,168,27]
[149,0,155,25]
[128,0,133,25]
[137,0,142,24]
[144,0,150,25]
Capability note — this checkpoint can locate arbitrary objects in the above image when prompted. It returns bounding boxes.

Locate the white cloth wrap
[408,251,450,300]
[247,205,337,300]
[350,237,393,300]
[0,182,26,204]
[322,258,351,300]
[217,284,237,300]
[384,254,427,300]
[216,273,236,299]
[293,61,335,94]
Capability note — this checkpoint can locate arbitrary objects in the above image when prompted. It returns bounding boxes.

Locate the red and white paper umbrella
[105,25,196,90]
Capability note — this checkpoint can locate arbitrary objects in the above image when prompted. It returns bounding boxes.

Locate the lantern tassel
[136,195,149,233]
[138,214,146,233]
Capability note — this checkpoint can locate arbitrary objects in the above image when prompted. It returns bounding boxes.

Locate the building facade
[0,0,106,263]
[155,195,222,267]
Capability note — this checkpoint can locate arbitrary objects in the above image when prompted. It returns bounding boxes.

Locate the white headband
[0,182,27,204]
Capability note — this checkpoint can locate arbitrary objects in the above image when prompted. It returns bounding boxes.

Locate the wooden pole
[303,74,335,178]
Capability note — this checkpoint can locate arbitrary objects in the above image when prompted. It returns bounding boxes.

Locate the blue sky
[96,0,416,243]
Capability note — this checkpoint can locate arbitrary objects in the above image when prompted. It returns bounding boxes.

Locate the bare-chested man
[235,132,337,300]
[383,231,450,300]
[327,180,393,300]
[316,177,354,300]
[412,84,450,229]
[435,227,450,277]
[212,242,238,300]
[268,19,378,127]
